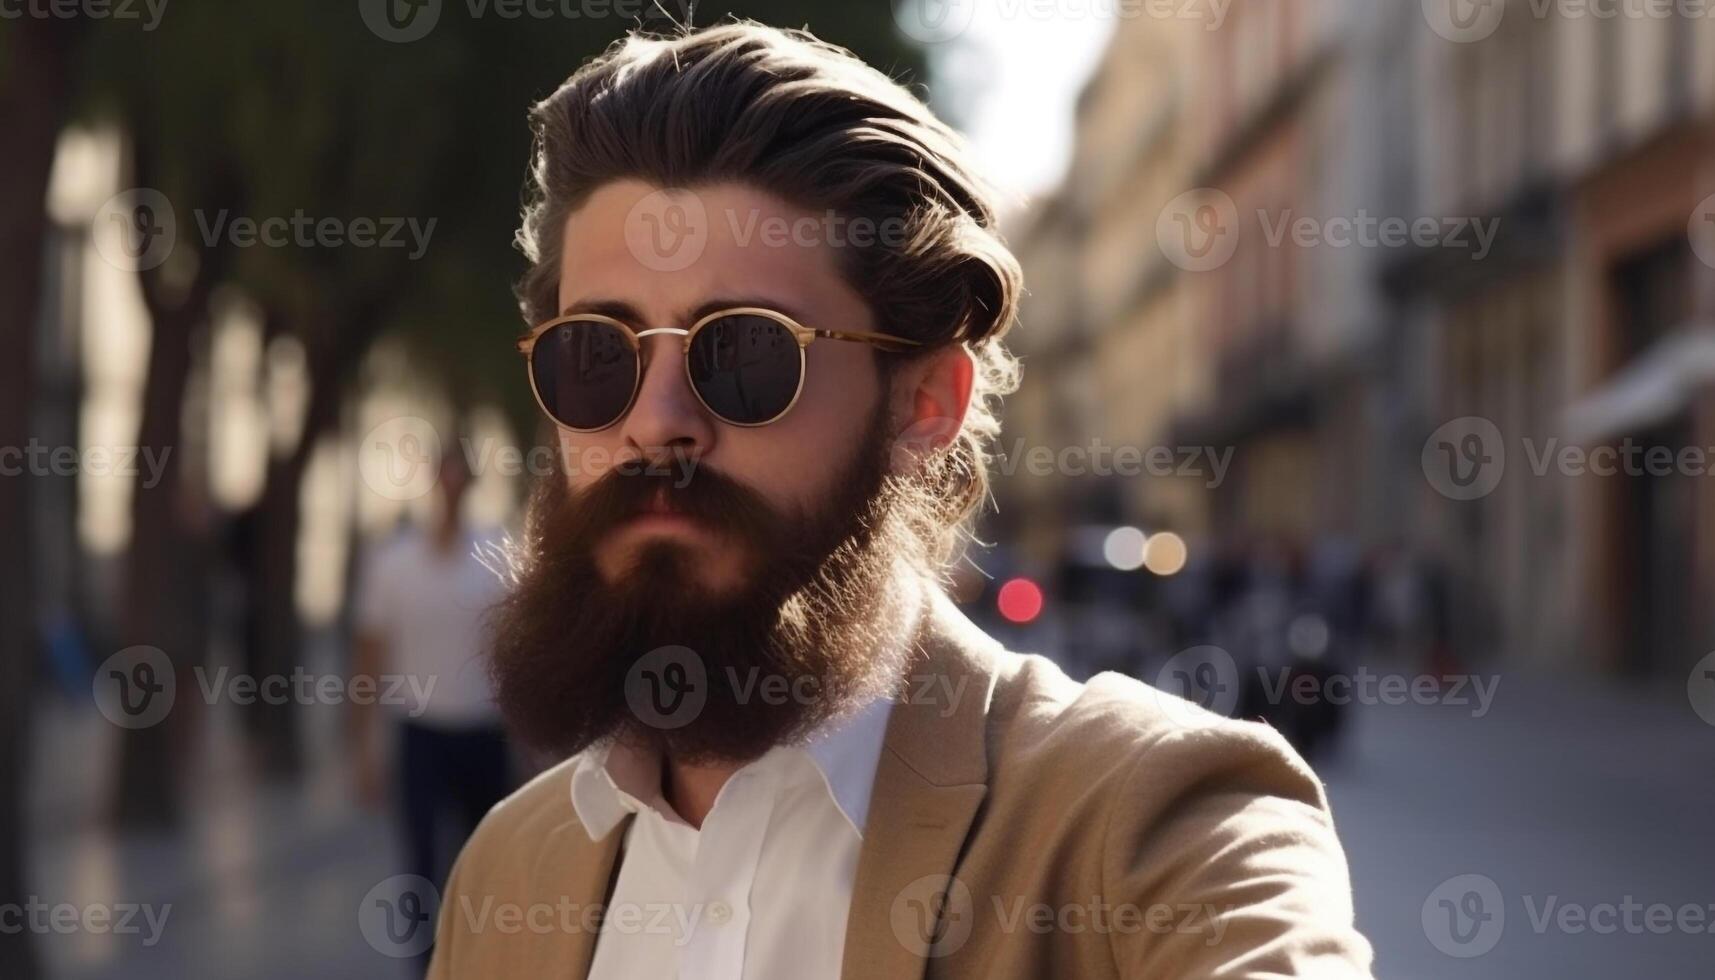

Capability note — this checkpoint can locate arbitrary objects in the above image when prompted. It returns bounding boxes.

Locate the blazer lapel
[525,811,630,977]
[840,587,1001,980]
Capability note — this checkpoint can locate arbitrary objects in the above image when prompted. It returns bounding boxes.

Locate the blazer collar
[839,580,1002,980]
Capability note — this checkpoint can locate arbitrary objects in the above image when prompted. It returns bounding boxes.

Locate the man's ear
[888,345,975,475]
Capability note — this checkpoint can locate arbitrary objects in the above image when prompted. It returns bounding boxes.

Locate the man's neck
[662,758,742,829]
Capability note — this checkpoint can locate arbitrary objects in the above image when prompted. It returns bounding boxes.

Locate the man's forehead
[556,179,862,324]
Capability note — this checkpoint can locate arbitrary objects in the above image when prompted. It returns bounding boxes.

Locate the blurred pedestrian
[348,449,513,899]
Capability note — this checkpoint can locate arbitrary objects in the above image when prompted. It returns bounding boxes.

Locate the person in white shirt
[350,450,512,899]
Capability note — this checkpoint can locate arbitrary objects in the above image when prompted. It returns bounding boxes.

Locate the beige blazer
[428,585,1376,978]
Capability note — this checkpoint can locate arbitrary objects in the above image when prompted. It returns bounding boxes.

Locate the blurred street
[1322,671,1715,980]
[31,657,1715,979]
[31,636,414,980]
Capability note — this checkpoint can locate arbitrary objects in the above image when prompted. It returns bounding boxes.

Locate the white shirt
[354,524,506,727]
[571,694,895,980]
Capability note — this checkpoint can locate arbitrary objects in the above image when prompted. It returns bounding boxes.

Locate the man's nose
[617,332,715,458]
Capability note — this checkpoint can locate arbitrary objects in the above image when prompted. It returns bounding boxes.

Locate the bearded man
[430,20,1375,980]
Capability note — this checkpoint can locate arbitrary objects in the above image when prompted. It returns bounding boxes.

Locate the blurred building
[1001,4,1213,566]
[1396,9,1715,671]
[1003,1,1715,677]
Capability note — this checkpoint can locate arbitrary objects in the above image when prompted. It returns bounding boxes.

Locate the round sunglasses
[518,306,923,431]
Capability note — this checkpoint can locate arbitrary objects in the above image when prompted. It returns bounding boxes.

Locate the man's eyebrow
[557,296,819,327]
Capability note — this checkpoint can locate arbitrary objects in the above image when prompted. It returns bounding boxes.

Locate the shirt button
[707,900,733,925]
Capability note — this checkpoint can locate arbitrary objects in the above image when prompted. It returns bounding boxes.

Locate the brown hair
[516,20,1022,568]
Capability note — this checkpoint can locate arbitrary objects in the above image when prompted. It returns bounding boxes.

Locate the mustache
[539,450,783,550]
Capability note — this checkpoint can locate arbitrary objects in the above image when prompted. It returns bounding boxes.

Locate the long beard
[484,407,923,765]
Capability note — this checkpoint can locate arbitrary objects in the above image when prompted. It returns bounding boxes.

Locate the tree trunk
[241,290,396,774]
[0,16,82,980]
[113,262,220,828]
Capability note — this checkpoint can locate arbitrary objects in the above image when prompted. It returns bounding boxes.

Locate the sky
[917,0,1118,214]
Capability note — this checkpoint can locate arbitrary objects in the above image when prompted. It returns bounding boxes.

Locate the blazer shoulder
[986,652,1325,808]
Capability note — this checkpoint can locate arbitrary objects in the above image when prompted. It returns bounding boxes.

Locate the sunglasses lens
[688,314,803,424]
[530,319,637,430]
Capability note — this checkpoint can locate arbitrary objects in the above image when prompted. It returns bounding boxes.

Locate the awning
[1563,324,1715,441]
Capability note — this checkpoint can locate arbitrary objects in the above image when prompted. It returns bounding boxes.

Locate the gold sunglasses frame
[517,305,923,431]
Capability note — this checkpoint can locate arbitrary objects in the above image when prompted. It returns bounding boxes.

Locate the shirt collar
[801,694,894,835]
[570,693,895,842]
